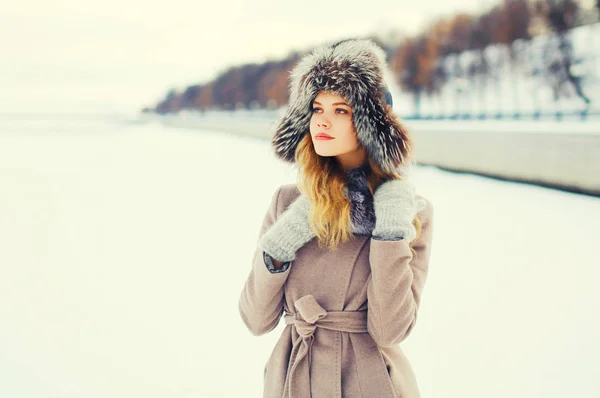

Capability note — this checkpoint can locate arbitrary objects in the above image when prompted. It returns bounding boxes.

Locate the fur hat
[272,38,413,174]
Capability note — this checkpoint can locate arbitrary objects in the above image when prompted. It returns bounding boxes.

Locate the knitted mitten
[371,179,426,242]
[258,195,316,262]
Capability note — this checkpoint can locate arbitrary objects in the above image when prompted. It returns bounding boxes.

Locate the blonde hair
[294,132,422,257]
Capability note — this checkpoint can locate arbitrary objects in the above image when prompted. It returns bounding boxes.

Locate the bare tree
[534,0,591,106]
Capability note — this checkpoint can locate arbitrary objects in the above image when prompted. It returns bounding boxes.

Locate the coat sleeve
[366,198,434,347]
[238,185,292,336]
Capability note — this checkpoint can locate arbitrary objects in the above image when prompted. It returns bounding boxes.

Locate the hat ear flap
[273,91,317,163]
[354,96,411,172]
[272,75,318,163]
[272,108,311,163]
[384,109,412,168]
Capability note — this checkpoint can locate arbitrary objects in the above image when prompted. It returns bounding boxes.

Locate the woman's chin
[315,150,338,158]
[313,146,339,157]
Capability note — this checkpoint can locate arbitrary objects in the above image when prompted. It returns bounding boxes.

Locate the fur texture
[272,38,413,173]
[344,164,376,236]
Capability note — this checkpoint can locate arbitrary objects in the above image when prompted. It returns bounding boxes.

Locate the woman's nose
[317,120,329,128]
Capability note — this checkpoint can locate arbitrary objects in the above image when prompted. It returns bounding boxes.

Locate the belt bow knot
[281,295,368,398]
[290,294,328,338]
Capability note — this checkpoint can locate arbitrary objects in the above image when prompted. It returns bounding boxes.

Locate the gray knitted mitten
[258,195,316,262]
[371,179,426,242]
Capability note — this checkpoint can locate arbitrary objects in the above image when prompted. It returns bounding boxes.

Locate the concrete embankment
[147,112,600,197]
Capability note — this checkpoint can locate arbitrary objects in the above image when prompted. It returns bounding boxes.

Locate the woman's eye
[311,107,349,114]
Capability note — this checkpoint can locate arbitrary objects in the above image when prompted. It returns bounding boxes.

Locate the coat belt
[281,294,368,398]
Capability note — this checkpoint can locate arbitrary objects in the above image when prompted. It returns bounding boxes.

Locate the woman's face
[309,91,367,169]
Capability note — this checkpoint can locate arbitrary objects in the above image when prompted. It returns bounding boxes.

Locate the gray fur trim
[345,164,376,235]
[272,38,413,174]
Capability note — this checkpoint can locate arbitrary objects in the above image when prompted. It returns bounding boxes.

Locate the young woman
[239,38,434,398]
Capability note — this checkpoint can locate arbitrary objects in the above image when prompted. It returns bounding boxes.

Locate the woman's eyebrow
[313,101,350,106]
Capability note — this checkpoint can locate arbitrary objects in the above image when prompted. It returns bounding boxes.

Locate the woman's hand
[258,194,316,262]
[371,179,426,242]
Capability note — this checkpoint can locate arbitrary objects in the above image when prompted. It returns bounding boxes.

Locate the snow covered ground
[1,116,599,397]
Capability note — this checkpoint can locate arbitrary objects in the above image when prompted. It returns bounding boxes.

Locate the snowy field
[1,116,599,397]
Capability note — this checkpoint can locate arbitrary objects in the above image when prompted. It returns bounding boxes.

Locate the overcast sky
[1,0,498,113]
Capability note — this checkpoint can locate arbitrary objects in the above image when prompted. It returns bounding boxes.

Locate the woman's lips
[315,133,334,140]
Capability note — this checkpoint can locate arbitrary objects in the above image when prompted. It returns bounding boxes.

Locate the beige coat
[239,183,434,397]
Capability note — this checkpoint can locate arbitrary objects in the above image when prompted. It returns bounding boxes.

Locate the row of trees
[152,57,300,113]
[147,0,599,114]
